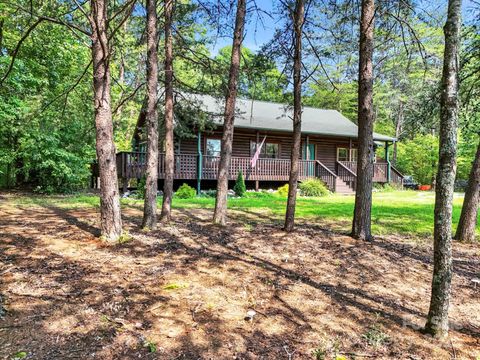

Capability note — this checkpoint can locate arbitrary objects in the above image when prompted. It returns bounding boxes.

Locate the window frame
[336,147,349,162]
[250,140,280,159]
[205,138,222,157]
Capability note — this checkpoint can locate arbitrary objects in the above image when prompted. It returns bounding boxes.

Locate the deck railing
[337,160,392,183]
[202,156,318,181]
[110,152,402,190]
[116,152,328,183]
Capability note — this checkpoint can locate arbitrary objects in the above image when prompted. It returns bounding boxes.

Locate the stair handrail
[315,160,337,178]
[337,161,357,177]
[390,164,405,178]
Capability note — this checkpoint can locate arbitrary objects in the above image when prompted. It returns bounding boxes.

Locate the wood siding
[178,128,358,173]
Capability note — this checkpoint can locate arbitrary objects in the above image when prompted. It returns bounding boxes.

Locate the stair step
[335,177,355,193]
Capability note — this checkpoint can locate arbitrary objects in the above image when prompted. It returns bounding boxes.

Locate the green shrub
[137,176,146,199]
[233,171,246,197]
[299,178,329,197]
[277,184,289,197]
[175,183,196,199]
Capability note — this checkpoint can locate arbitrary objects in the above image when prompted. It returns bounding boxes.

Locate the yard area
[1,190,479,359]
[10,190,480,238]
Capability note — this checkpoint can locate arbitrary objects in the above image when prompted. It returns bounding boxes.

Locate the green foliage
[137,177,146,199]
[396,134,439,185]
[373,183,401,192]
[299,179,329,197]
[175,183,196,199]
[0,4,94,193]
[143,340,157,353]
[244,191,274,199]
[233,171,246,197]
[117,231,132,244]
[11,352,27,360]
[163,282,189,290]
[277,184,289,197]
[311,347,326,360]
[211,46,288,102]
[362,323,390,348]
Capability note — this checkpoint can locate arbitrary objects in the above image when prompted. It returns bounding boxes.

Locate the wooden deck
[93,152,404,193]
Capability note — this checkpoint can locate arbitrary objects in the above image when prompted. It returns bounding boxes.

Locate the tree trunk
[212,0,246,225]
[90,0,122,242]
[425,0,462,339]
[284,0,305,232]
[352,0,375,241]
[160,0,174,222]
[393,100,403,165]
[142,0,159,230]
[455,140,479,242]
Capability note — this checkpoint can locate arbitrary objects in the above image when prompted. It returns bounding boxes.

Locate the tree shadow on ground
[1,202,479,359]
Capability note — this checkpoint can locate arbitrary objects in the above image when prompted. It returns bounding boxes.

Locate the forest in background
[0,0,478,193]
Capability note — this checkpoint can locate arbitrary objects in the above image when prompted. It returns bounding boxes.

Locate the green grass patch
[6,190,479,239]
[162,282,189,290]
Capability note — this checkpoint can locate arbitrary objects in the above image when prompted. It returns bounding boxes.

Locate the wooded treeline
[0,0,478,192]
[0,0,478,339]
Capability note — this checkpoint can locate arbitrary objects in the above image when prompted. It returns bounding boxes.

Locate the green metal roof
[187,93,396,142]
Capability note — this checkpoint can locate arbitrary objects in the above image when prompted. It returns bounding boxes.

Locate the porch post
[385,141,391,183]
[349,138,353,161]
[306,135,310,160]
[255,131,259,191]
[197,130,202,195]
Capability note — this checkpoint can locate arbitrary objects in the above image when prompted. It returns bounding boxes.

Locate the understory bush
[244,191,273,199]
[233,171,246,197]
[175,183,196,199]
[137,177,146,199]
[277,184,289,197]
[299,178,329,197]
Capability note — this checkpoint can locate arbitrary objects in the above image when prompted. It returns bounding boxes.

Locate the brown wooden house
[106,94,404,194]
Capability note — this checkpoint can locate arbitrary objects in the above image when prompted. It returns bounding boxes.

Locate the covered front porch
[107,151,404,194]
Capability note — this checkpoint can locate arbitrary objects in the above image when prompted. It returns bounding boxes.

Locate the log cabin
[93,94,404,194]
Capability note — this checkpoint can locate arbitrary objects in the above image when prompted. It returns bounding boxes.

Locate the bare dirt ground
[0,193,479,359]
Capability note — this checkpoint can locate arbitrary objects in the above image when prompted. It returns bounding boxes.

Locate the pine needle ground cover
[0,191,479,359]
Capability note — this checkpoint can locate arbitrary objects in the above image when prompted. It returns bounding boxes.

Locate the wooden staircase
[335,177,355,194]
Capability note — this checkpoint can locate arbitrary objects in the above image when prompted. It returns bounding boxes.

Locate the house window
[265,143,279,158]
[206,138,221,157]
[250,141,279,159]
[337,148,349,162]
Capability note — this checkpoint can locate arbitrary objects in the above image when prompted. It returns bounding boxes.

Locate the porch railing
[116,152,333,184]
[202,156,318,181]
[112,152,402,191]
[338,161,391,183]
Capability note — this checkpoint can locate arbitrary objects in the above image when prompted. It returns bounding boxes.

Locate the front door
[303,143,315,160]
[303,144,316,177]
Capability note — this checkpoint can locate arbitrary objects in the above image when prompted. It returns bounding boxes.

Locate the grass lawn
[11,190,479,239]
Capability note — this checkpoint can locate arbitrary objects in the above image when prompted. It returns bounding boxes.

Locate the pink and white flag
[251,136,266,168]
